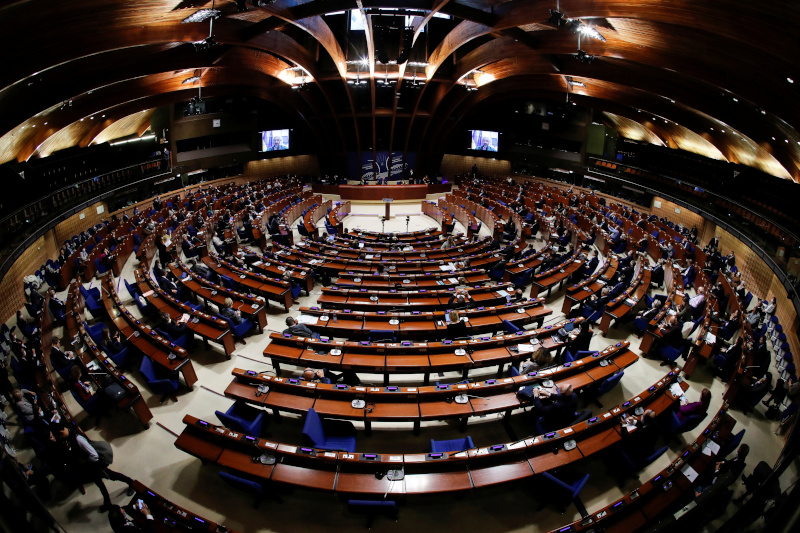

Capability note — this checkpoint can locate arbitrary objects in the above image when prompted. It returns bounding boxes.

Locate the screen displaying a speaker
[469,130,498,152]
[260,129,290,152]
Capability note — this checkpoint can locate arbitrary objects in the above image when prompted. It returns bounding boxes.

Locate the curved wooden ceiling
[0,0,797,181]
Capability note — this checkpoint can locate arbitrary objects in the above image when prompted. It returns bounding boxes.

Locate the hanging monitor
[260,129,290,152]
[469,130,498,152]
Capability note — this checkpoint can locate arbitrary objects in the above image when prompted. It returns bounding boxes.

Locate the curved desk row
[316,283,517,311]
[553,407,735,533]
[561,255,619,314]
[334,269,491,290]
[64,283,153,426]
[176,368,677,496]
[263,317,586,381]
[297,299,553,341]
[272,242,501,275]
[101,276,198,389]
[228,341,637,432]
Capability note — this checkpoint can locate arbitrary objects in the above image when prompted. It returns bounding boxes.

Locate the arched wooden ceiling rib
[409,19,800,179]
[0,11,348,149]
[4,69,318,165]
[246,1,361,154]
[90,109,156,147]
[427,75,800,182]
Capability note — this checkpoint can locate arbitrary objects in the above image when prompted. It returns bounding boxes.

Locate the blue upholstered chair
[430,436,474,453]
[220,316,255,343]
[606,445,669,480]
[103,345,132,369]
[70,389,105,418]
[215,401,265,437]
[139,356,179,403]
[659,343,688,364]
[155,327,191,349]
[539,468,591,513]
[83,321,105,346]
[79,285,105,318]
[301,408,357,452]
[590,371,625,407]
[217,471,270,509]
[502,319,521,334]
[347,499,398,528]
[665,411,705,435]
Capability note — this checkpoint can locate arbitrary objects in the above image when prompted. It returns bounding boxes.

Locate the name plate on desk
[382,198,394,203]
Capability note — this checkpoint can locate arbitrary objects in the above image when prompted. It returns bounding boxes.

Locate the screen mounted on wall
[260,129,290,152]
[469,130,498,152]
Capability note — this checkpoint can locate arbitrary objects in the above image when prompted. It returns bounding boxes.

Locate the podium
[383,198,393,219]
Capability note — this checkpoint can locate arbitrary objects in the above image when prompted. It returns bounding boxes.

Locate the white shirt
[76,435,99,462]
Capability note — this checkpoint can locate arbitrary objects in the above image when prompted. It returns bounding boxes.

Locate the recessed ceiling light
[732,98,738,102]
[786,139,789,143]
[44,122,47,125]
[761,110,766,115]
[721,130,725,133]
[788,77,795,83]
[710,127,714,131]
[772,137,776,140]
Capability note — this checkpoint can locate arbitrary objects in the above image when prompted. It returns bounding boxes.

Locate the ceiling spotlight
[575,50,595,64]
[181,9,221,24]
[193,37,218,51]
[575,24,606,42]
[788,77,795,83]
[566,76,585,88]
[546,10,566,26]
[182,76,202,84]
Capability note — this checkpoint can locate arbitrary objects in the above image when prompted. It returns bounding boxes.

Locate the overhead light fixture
[575,23,606,42]
[788,77,794,83]
[575,50,594,64]
[181,9,221,24]
[566,76,585,88]
[182,76,201,84]
[546,10,566,26]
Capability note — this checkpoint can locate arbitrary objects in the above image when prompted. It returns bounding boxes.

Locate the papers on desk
[625,298,637,306]
[518,344,537,353]
[358,242,364,248]
[667,309,677,316]
[252,261,263,266]
[669,383,684,397]
[681,464,699,482]
[439,264,456,271]
[298,314,318,325]
[705,332,717,344]
[142,290,154,298]
[448,277,459,284]
[703,440,721,457]
[277,266,286,272]
[365,255,375,259]
[623,422,637,433]
[497,289,510,297]
[179,313,190,323]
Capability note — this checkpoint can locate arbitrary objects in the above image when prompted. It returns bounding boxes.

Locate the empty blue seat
[139,356,179,403]
[540,468,590,513]
[301,408,356,452]
[430,436,474,453]
[221,316,255,342]
[217,471,269,509]
[215,400,265,437]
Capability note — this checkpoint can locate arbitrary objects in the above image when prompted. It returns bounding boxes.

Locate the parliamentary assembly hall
[1,1,799,532]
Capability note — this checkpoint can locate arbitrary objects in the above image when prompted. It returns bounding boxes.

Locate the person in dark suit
[707,235,720,251]
[532,384,578,429]
[101,328,125,354]
[637,299,662,322]
[284,316,318,338]
[50,337,76,368]
[446,309,469,338]
[108,503,157,533]
[159,313,187,340]
[565,320,593,354]
[219,298,243,325]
